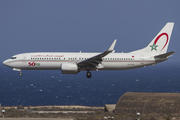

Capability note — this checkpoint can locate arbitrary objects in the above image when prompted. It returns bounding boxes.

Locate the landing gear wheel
[86,71,91,78]
[19,72,22,76]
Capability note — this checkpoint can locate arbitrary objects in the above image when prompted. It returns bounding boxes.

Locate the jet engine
[61,63,79,74]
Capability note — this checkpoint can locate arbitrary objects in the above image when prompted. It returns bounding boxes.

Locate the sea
[0,62,180,107]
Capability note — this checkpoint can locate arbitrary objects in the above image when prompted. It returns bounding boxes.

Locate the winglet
[108,39,117,51]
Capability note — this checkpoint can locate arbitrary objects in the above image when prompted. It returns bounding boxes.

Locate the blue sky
[0,0,180,63]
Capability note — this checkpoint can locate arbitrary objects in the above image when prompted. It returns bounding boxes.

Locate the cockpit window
[11,57,17,59]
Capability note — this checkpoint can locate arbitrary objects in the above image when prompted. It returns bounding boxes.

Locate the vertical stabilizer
[130,22,174,55]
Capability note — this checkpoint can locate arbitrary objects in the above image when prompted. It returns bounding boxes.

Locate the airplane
[3,22,175,78]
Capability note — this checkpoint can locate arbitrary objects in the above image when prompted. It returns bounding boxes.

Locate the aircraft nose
[3,60,6,65]
[3,60,9,66]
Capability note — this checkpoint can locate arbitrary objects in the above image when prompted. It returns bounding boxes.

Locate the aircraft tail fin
[130,22,174,55]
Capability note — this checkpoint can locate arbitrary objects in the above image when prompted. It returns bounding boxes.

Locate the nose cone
[3,59,9,66]
[3,60,6,65]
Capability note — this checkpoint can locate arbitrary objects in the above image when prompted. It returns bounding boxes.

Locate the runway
[0,118,74,120]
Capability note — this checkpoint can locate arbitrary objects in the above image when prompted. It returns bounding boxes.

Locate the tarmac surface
[0,118,74,120]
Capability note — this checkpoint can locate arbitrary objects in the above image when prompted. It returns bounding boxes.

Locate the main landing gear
[86,71,91,78]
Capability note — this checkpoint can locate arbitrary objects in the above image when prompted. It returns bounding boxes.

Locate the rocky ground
[0,105,180,120]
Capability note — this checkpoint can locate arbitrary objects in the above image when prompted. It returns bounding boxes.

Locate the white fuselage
[3,52,166,71]
[2,22,174,78]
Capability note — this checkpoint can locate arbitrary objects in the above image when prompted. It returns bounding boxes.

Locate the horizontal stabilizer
[154,51,175,58]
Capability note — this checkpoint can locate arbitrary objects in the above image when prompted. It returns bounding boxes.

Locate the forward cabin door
[22,54,27,69]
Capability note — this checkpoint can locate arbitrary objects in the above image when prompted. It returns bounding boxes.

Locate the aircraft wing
[154,51,175,58]
[77,39,117,69]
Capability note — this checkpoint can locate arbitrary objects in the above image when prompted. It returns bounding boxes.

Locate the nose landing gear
[86,71,91,78]
[19,71,22,76]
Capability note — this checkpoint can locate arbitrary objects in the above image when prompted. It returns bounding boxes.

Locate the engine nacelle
[61,63,78,74]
